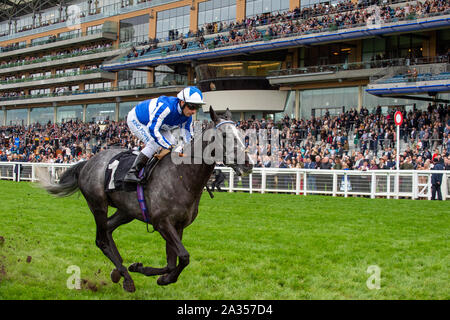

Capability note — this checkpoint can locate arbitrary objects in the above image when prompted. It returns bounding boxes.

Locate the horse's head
[209,106,253,176]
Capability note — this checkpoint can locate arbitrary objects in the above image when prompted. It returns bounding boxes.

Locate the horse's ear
[209,106,219,124]
[225,108,232,120]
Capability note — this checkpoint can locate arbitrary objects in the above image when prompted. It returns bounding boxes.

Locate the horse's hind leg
[92,208,136,292]
[107,211,134,284]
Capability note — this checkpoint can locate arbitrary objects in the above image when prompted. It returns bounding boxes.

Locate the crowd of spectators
[235,104,449,171]
[131,0,450,58]
[0,120,132,164]
[0,104,448,172]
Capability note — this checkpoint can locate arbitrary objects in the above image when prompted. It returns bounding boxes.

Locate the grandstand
[0,0,448,169]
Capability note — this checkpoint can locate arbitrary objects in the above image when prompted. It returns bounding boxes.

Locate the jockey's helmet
[177,86,205,109]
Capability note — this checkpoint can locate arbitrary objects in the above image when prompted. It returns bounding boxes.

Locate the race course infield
[0,180,448,300]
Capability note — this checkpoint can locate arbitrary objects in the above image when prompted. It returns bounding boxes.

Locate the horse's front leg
[156,222,189,286]
[128,241,176,276]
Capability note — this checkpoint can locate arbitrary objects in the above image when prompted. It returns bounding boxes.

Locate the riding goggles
[185,103,202,111]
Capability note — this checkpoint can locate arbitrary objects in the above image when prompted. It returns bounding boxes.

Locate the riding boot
[124,152,149,184]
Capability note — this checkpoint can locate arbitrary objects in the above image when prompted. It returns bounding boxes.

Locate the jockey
[124,86,205,183]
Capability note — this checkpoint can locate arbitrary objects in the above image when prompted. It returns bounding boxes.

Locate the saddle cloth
[104,150,140,193]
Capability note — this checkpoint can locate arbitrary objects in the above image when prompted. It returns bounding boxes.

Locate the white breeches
[127,108,175,158]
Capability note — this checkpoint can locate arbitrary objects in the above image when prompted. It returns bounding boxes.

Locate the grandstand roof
[0,0,61,22]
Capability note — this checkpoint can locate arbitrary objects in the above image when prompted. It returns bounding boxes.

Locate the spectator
[431,157,444,200]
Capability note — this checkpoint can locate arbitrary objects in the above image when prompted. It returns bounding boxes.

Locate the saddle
[104,150,160,193]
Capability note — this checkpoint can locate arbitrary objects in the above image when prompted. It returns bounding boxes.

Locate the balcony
[267,56,450,86]
[0,30,117,59]
[102,11,450,71]
[0,82,189,107]
[366,63,450,98]
[0,69,116,91]
[0,47,127,76]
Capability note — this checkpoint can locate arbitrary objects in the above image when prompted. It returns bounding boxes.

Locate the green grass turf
[0,180,448,300]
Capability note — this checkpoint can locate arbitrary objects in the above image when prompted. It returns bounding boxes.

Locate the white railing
[1,162,448,200]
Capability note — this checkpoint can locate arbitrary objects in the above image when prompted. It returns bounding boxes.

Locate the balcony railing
[0,69,107,86]
[0,80,190,102]
[0,46,118,70]
[0,29,105,53]
[268,56,450,77]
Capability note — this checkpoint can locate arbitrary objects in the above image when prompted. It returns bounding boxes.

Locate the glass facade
[119,101,137,121]
[156,6,190,41]
[300,0,342,9]
[275,90,295,122]
[6,108,28,126]
[362,87,428,112]
[0,109,4,126]
[246,0,290,17]
[198,0,236,27]
[196,61,282,80]
[86,103,116,123]
[57,105,83,123]
[119,14,149,44]
[30,107,54,125]
[300,87,359,119]
[118,70,148,87]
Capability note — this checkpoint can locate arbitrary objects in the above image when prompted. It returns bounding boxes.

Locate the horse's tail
[35,161,87,197]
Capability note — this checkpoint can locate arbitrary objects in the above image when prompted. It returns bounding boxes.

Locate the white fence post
[295,170,301,195]
[442,172,448,201]
[229,170,234,193]
[395,171,399,200]
[332,172,337,197]
[386,173,391,199]
[261,170,266,194]
[303,171,307,196]
[371,172,376,199]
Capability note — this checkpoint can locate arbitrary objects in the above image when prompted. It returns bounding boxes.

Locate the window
[86,103,116,123]
[120,14,149,45]
[30,107,54,125]
[87,24,103,35]
[156,6,190,41]
[246,0,289,18]
[198,0,236,28]
[57,105,83,123]
[6,108,28,126]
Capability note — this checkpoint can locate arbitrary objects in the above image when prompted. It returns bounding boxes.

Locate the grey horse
[36,107,253,292]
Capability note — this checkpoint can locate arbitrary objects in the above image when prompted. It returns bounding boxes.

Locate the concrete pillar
[189,1,198,34]
[27,108,31,126]
[82,104,87,122]
[295,90,300,120]
[149,10,157,39]
[54,106,57,124]
[236,0,246,23]
[115,101,120,122]
[290,0,300,10]
[358,85,363,111]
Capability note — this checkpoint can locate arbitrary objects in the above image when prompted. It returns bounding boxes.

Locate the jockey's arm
[182,117,194,144]
[147,105,172,149]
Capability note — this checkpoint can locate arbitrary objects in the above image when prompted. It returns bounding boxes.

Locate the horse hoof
[128,263,142,273]
[110,269,121,283]
[157,274,171,286]
[123,279,136,293]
